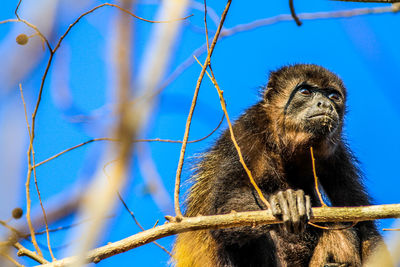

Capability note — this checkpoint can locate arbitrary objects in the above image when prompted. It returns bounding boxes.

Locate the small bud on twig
[12,208,23,219]
[16,34,29,45]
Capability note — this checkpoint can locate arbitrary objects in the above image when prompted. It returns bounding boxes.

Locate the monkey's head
[263,64,346,154]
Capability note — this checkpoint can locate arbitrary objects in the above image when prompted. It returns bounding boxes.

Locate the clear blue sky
[0,1,399,266]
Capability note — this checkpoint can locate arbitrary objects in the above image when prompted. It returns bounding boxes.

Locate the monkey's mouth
[307,113,334,120]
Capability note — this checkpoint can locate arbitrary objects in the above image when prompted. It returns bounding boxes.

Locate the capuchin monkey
[173,64,387,267]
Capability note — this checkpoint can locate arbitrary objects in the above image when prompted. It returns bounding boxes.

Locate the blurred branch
[102,157,172,256]
[40,204,400,266]
[137,144,174,214]
[0,251,24,267]
[3,1,193,262]
[67,0,136,264]
[14,242,48,265]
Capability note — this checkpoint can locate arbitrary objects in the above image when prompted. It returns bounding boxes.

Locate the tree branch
[39,204,400,266]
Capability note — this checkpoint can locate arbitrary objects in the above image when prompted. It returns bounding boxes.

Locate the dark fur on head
[263,64,347,158]
[173,64,386,267]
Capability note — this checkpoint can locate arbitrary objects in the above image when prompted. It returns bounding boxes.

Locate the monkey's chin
[303,117,339,139]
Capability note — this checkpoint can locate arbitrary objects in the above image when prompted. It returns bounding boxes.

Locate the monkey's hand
[269,189,311,234]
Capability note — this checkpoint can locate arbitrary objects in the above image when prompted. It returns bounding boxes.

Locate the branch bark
[38,204,400,266]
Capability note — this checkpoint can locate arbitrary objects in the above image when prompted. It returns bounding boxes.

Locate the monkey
[172,64,386,267]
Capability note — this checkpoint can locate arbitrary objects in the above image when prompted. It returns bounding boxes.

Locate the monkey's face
[264,64,346,147]
[283,83,344,138]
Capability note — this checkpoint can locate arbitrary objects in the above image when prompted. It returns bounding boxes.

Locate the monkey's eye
[298,88,312,96]
[328,92,341,102]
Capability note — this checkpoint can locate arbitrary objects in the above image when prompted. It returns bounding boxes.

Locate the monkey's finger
[296,190,306,218]
[305,195,311,221]
[269,194,282,216]
[296,190,307,232]
[277,191,291,232]
[286,189,300,234]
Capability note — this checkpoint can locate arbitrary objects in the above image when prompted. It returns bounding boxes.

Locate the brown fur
[172,64,386,267]
[309,228,361,266]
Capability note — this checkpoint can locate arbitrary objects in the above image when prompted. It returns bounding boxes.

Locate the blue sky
[0,0,399,266]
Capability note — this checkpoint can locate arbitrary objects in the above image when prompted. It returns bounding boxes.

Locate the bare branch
[53,3,193,53]
[13,242,48,265]
[310,147,328,207]
[193,56,271,210]
[173,0,232,218]
[40,204,400,266]
[289,0,302,26]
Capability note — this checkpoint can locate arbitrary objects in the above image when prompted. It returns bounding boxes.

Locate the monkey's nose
[317,100,333,111]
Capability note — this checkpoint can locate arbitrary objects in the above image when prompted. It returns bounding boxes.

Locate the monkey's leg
[309,227,361,267]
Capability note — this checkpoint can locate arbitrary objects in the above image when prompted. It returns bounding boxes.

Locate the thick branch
[39,204,400,266]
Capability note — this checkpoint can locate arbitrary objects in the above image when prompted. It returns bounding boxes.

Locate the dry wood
[39,204,400,266]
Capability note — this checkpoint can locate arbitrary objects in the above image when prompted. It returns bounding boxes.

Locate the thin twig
[289,0,302,26]
[308,147,360,231]
[20,82,55,260]
[52,3,193,53]
[14,0,22,19]
[0,19,19,25]
[203,0,210,53]
[174,0,232,218]
[102,161,172,257]
[31,150,55,261]
[20,104,41,258]
[40,204,400,266]
[194,56,271,210]
[18,217,112,238]
[310,146,328,207]
[116,192,172,257]
[19,85,31,139]
[34,114,224,168]
[136,144,174,214]
[190,0,220,27]
[13,4,55,258]
[308,221,358,231]
[34,138,115,167]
